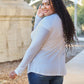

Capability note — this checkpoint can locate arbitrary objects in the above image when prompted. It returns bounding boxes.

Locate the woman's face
[41,0,55,16]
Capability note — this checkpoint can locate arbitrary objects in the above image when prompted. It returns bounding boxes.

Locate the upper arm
[31,17,51,51]
[36,17,52,31]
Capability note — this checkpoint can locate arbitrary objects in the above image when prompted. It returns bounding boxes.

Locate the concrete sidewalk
[63,50,84,84]
[78,37,84,41]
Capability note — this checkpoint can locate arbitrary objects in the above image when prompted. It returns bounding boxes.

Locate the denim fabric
[27,72,64,84]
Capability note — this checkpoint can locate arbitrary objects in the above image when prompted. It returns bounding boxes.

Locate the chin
[44,13,50,16]
[44,12,53,16]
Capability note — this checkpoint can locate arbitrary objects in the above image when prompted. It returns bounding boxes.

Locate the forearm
[34,14,43,30]
[15,27,50,76]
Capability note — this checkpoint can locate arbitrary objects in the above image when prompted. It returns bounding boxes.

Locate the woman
[9,0,77,84]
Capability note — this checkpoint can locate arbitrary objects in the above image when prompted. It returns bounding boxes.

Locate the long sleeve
[33,14,43,30]
[14,18,51,76]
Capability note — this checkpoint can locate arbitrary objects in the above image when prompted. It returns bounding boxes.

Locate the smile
[44,10,48,13]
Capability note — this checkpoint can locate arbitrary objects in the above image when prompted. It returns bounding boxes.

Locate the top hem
[27,71,67,76]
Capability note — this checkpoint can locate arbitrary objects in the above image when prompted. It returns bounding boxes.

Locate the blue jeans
[27,72,64,84]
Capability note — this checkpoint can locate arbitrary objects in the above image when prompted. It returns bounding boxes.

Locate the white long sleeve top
[15,13,67,76]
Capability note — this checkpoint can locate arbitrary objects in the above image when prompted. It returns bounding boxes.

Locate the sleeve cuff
[35,14,43,21]
[15,69,21,76]
[14,70,19,75]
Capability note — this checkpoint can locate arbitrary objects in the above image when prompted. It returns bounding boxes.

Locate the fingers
[9,74,15,79]
[37,5,44,18]
[39,5,41,9]
[9,71,17,79]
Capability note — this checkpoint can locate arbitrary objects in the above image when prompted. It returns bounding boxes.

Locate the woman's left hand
[9,71,17,79]
[36,5,44,18]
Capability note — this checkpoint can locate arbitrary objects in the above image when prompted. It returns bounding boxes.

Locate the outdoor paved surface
[63,49,84,84]
[78,37,84,41]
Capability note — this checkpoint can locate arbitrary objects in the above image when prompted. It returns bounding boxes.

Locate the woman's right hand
[9,71,17,79]
[37,5,44,18]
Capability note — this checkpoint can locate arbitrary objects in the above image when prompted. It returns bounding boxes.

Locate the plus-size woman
[9,0,77,84]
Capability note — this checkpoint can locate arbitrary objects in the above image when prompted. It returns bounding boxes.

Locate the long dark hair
[50,0,78,50]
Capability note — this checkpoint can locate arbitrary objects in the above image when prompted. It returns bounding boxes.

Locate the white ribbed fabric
[15,13,67,76]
